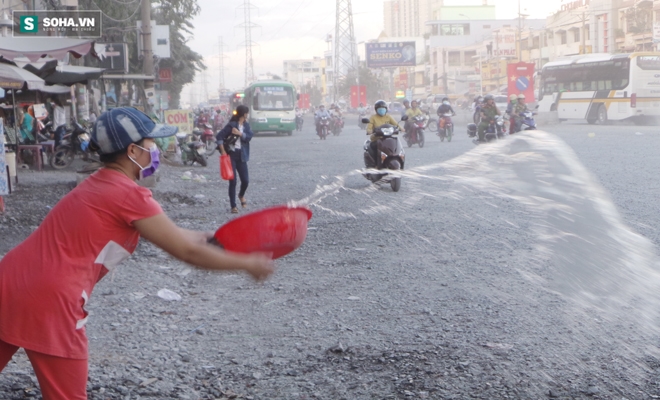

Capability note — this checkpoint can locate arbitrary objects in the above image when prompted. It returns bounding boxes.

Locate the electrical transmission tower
[217,36,227,93]
[333,0,358,102]
[200,70,209,102]
[236,0,259,86]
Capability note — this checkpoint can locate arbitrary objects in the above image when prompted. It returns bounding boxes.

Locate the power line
[236,0,259,86]
[88,0,141,23]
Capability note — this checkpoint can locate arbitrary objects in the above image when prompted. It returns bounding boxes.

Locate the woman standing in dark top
[216,105,253,214]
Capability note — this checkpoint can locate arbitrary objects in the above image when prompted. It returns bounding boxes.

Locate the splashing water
[291,130,660,391]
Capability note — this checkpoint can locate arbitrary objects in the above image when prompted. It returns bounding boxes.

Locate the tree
[301,82,322,106]
[72,0,205,109]
[625,2,653,35]
[337,67,386,105]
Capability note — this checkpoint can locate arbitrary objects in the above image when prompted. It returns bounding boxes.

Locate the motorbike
[318,116,330,140]
[405,115,426,148]
[50,120,99,169]
[467,123,477,138]
[197,124,216,156]
[485,115,506,141]
[331,115,344,136]
[361,116,406,192]
[358,111,368,129]
[295,113,304,131]
[176,132,208,167]
[518,109,538,131]
[437,113,454,142]
[424,110,438,133]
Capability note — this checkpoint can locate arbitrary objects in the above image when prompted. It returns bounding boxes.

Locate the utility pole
[581,11,587,54]
[333,0,358,103]
[217,36,226,94]
[236,0,258,86]
[141,0,154,86]
[442,48,448,94]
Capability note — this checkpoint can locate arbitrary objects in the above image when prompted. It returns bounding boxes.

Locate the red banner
[297,93,310,110]
[158,68,172,83]
[507,62,535,101]
[350,85,367,108]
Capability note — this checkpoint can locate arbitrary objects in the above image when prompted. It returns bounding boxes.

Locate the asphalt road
[1,111,660,399]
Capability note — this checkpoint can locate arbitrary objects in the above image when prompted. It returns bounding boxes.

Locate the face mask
[377,108,387,116]
[128,144,160,180]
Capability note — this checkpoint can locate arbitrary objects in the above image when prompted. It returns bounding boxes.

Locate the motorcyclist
[402,99,410,117]
[506,94,518,133]
[513,94,529,132]
[477,94,501,142]
[404,100,423,139]
[366,100,401,164]
[315,105,331,136]
[436,98,455,131]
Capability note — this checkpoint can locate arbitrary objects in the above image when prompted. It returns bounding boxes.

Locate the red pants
[0,339,88,399]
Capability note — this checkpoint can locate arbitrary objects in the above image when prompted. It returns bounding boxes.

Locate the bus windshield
[253,86,295,111]
[542,59,630,94]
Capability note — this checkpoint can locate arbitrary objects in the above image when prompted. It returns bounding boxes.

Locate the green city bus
[244,80,297,135]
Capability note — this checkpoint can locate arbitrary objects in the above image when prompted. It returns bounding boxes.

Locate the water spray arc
[333,0,358,102]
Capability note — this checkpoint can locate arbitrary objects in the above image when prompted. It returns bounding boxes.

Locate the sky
[180,0,562,104]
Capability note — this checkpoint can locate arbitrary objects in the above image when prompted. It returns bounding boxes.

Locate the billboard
[494,29,517,58]
[164,109,193,134]
[507,62,535,101]
[366,42,416,68]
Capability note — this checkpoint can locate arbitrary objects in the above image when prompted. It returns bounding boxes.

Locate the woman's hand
[231,127,241,136]
[244,253,275,281]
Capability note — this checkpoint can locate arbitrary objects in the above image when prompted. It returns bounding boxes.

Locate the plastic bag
[220,154,234,180]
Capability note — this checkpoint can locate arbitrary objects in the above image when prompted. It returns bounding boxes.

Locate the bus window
[253,86,295,111]
[637,55,660,70]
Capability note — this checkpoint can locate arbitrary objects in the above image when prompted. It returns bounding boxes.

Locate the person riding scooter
[404,100,423,140]
[477,95,501,142]
[512,94,529,133]
[436,98,455,131]
[506,94,518,133]
[315,105,331,136]
[367,100,401,162]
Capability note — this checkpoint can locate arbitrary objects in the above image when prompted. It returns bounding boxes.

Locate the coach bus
[243,80,297,135]
[538,52,660,124]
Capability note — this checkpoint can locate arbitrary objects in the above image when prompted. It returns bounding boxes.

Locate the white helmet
[442,100,450,106]
[518,94,526,100]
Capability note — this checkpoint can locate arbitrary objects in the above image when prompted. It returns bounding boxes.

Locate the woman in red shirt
[0,107,274,399]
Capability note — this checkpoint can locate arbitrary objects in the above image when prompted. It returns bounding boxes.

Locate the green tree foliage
[625,2,653,35]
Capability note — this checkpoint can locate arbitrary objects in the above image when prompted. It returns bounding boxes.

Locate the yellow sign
[164,109,193,134]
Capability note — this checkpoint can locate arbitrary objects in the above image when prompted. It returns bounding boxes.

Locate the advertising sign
[13,10,102,38]
[159,68,172,83]
[494,29,517,58]
[164,109,193,134]
[350,85,367,108]
[507,62,535,101]
[366,42,416,68]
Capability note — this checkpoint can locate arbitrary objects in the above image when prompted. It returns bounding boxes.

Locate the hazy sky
[180,0,561,104]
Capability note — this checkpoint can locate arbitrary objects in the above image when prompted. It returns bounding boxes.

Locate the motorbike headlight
[382,127,394,136]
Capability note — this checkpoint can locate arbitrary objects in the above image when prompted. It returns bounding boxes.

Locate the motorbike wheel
[205,141,216,156]
[50,146,74,170]
[428,119,438,132]
[406,139,412,148]
[195,152,208,167]
[418,132,425,148]
[447,125,453,142]
[439,129,445,142]
[390,178,401,192]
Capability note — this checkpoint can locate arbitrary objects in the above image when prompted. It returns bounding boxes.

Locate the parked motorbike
[196,124,216,156]
[176,132,207,166]
[405,115,426,148]
[318,116,330,140]
[437,113,454,142]
[331,115,344,136]
[361,116,406,192]
[50,120,99,169]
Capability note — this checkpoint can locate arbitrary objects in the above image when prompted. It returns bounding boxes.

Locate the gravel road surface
[1,112,660,399]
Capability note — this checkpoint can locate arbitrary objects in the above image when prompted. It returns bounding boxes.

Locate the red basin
[213,206,313,259]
